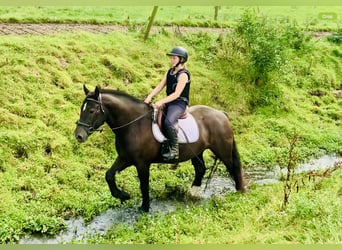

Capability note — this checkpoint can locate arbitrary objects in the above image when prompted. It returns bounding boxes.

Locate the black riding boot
[162,127,179,161]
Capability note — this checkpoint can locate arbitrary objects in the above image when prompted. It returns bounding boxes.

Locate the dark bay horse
[74,85,246,212]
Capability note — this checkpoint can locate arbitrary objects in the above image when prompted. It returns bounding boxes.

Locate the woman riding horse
[144,46,191,161]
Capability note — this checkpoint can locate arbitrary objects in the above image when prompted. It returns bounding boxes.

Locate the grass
[0,7,341,243]
[0,6,341,30]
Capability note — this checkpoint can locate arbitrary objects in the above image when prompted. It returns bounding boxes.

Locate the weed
[306,161,342,189]
[280,133,300,210]
[280,134,341,211]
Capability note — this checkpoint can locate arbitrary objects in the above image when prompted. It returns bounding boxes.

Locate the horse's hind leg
[135,163,150,212]
[190,152,206,196]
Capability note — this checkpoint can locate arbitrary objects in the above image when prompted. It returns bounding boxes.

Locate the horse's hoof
[119,191,131,202]
[139,204,150,213]
[190,185,201,197]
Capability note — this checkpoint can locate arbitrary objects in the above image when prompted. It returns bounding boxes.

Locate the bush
[215,10,311,109]
[327,30,342,44]
[234,10,286,84]
[235,10,311,83]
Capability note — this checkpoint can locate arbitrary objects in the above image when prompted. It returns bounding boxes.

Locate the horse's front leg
[105,156,131,202]
[136,163,150,212]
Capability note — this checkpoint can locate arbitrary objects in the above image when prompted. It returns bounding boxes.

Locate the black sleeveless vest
[166,68,191,104]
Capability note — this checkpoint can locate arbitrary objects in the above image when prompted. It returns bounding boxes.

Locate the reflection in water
[19,155,341,244]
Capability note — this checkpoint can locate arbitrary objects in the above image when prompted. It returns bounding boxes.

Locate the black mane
[100,88,144,105]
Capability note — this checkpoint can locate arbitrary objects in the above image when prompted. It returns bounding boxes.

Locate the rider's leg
[162,100,186,161]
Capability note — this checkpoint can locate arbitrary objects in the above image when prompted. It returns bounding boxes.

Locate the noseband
[76,94,105,135]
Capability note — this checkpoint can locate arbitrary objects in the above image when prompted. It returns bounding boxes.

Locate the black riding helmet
[166,46,188,63]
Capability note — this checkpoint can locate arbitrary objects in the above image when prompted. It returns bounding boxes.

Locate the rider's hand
[153,101,164,109]
[144,96,152,104]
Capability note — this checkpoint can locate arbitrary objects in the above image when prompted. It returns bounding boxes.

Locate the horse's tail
[221,110,240,167]
[221,110,246,192]
[232,138,241,172]
[232,138,246,192]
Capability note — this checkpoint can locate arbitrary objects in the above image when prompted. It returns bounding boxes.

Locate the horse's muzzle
[74,127,89,143]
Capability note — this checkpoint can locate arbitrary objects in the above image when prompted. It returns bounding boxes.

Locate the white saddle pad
[152,113,199,144]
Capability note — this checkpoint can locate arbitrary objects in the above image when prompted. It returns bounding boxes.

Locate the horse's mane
[100,88,144,105]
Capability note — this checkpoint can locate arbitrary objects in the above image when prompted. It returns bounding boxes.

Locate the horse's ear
[95,85,101,98]
[83,85,90,95]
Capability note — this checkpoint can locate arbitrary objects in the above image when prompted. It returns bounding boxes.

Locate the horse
[74,85,246,212]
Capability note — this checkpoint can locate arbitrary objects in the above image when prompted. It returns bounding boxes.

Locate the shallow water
[246,154,342,186]
[19,155,341,244]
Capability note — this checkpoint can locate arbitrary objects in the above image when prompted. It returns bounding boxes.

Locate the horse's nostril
[76,134,84,142]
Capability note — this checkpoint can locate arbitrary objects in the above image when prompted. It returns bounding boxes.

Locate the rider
[144,46,191,161]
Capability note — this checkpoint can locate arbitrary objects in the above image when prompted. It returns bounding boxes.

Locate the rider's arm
[144,73,167,104]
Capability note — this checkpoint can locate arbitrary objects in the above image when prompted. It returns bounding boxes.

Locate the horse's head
[74,85,106,143]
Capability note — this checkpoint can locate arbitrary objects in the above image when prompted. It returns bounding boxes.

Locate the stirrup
[162,145,179,161]
[162,153,178,162]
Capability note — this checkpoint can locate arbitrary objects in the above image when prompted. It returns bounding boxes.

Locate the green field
[0,6,341,30]
[0,6,341,243]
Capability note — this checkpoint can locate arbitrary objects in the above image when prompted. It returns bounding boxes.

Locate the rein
[110,111,151,131]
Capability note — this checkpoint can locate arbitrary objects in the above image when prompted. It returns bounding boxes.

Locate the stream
[19,154,341,244]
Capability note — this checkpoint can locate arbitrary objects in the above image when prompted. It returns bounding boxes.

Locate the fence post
[214,6,220,21]
[144,6,159,41]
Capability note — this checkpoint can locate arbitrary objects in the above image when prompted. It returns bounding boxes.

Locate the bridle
[75,94,105,135]
[76,93,151,134]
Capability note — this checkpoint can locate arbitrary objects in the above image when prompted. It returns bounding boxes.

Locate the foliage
[214,10,313,110]
[327,30,342,44]
[235,10,286,82]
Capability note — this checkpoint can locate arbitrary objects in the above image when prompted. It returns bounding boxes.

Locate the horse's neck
[103,93,149,130]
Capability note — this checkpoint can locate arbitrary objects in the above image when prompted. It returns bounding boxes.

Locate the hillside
[0,12,341,243]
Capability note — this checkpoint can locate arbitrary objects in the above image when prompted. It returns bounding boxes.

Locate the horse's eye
[89,109,96,114]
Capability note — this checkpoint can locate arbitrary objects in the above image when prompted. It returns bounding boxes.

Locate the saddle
[152,107,199,144]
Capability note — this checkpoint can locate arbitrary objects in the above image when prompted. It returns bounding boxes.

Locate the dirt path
[0,23,129,35]
[0,23,230,36]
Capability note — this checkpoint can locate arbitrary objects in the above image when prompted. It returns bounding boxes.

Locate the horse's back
[189,105,230,122]
[189,105,233,140]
